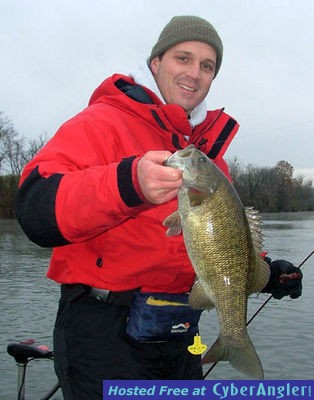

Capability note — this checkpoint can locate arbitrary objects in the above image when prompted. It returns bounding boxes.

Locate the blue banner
[103,380,313,400]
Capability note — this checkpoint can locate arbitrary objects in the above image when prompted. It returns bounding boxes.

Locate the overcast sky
[1,0,314,181]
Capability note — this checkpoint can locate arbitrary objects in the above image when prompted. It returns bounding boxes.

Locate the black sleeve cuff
[15,167,70,247]
[117,156,144,207]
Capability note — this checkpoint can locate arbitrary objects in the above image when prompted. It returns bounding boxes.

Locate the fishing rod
[202,248,314,380]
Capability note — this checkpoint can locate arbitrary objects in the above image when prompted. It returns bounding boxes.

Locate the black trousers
[53,285,203,400]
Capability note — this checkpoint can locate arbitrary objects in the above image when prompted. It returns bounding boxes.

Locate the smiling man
[150,41,217,114]
[15,15,302,400]
[148,16,222,115]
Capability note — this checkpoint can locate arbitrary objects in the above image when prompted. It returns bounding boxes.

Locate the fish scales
[164,145,270,379]
[181,176,253,342]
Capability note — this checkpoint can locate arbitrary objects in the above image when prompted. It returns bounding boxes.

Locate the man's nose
[186,63,201,80]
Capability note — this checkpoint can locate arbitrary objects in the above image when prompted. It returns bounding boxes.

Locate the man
[15,16,302,399]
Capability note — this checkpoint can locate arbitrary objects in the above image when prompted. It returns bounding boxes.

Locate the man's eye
[176,55,190,63]
[201,63,215,73]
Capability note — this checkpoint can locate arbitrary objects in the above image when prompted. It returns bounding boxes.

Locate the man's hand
[137,151,183,204]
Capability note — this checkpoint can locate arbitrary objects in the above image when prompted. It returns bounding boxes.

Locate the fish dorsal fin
[245,207,270,294]
[163,211,182,236]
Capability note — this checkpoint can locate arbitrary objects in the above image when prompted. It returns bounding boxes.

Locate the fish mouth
[183,173,215,194]
[165,145,218,194]
[165,145,196,169]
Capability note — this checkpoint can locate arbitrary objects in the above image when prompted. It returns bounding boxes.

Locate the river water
[1,212,313,398]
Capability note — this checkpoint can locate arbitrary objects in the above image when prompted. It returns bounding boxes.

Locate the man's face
[150,41,217,114]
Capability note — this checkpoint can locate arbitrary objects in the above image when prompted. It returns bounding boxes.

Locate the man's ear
[150,57,160,74]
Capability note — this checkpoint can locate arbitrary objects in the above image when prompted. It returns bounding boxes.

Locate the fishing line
[202,248,314,380]
[211,119,314,147]
[240,119,314,140]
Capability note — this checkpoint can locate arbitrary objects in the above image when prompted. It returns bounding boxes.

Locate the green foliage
[229,158,314,212]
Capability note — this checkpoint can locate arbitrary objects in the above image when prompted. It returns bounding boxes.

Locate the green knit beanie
[149,16,223,77]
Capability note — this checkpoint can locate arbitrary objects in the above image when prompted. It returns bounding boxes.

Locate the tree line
[229,158,313,212]
[0,111,313,218]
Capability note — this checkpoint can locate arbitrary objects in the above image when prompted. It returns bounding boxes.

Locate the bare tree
[0,112,17,173]
[0,111,49,175]
[26,132,49,160]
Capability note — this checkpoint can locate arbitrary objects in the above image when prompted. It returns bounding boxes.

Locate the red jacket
[15,74,239,293]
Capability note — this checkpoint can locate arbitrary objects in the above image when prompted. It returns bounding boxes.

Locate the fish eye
[198,156,208,163]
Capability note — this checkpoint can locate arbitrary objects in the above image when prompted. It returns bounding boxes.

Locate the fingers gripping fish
[163,145,270,379]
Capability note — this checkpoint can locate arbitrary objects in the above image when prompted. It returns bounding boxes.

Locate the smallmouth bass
[164,145,270,379]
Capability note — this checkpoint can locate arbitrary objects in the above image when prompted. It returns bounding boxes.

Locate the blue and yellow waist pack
[126,291,203,342]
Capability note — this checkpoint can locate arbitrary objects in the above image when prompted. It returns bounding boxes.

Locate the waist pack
[126,291,203,342]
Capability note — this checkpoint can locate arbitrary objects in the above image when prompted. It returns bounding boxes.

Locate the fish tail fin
[202,334,264,379]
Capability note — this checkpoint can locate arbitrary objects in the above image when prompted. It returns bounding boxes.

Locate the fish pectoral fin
[189,281,215,310]
[202,334,264,380]
[163,211,182,236]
